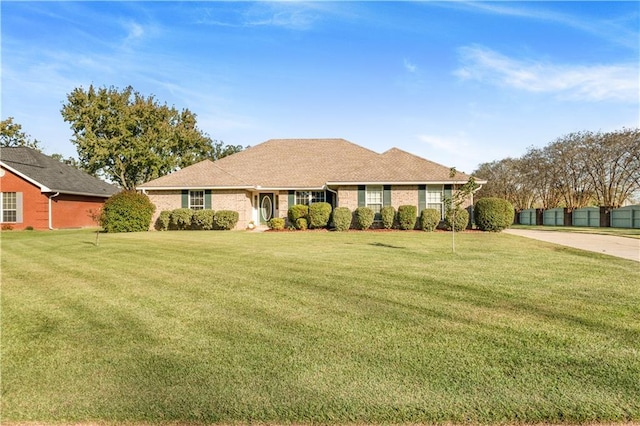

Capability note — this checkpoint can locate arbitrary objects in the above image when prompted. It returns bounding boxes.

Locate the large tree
[61,85,241,190]
[0,117,41,150]
[577,128,640,208]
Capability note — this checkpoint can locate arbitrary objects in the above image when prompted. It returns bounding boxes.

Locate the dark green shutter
[383,185,391,207]
[358,185,366,207]
[288,190,295,207]
[205,190,212,209]
[181,190,188,208]
[418,185,426,212]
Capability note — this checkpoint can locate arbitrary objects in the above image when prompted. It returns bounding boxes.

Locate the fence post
[600,206,612,228]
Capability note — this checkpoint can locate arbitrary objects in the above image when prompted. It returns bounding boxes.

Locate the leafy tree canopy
[61,85,243,190]
[0,117,41,150]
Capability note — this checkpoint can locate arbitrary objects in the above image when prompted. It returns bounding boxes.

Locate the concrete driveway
[504,228,640,262]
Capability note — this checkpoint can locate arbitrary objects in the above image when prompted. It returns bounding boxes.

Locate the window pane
[296,191,310,205]
[366,186,383,216]
[189,191,204,210]
[311,191,325,203]
[2,192,17,223]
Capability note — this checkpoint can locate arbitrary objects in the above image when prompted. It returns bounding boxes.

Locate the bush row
[155,208,239,231]
[273,198,514,232]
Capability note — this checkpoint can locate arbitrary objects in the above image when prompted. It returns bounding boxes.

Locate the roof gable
[139,139,481,189]
[0,147,119,197]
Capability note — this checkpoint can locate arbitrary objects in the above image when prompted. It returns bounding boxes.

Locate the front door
[259,193,274,225]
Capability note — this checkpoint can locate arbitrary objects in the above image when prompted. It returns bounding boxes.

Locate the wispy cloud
[449,2,638,49]
[403,58,417,73]
[455,45,639,103]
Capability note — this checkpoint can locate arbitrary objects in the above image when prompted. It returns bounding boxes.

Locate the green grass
[511,224,640,239]
[2,229,639,424]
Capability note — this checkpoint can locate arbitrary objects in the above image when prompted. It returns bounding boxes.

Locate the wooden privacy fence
[516,205,640,229]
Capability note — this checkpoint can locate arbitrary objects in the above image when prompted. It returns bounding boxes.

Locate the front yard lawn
[2,229,639,424]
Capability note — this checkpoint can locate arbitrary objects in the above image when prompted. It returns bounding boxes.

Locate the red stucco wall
[0,167,108,230]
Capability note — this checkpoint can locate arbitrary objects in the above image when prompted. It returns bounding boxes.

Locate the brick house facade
[139,139,484,230]
[0,147,118,230]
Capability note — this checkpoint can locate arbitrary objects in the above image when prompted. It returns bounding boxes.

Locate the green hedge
[288,204,309,229]
[420,208,440,232]
[445,208,469,232]
[155,210,171,231]
[267,217,285,230]
[332,207,352,231]
[100,191,155,233]
[192,209,215,230]
[214,210,239,230]
[170,208,194,230]
[475,198,514,232]
[397,205,417,230]
[309,202,332,229]
[381,206,396,229]
[354,207,375,230]
[296,217,308,230]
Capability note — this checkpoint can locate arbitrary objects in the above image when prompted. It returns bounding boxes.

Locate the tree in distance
[0,117,41,150]
[61,85,243,190]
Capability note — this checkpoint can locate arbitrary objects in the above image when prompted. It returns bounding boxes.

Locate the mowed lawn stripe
[2,230,639,423]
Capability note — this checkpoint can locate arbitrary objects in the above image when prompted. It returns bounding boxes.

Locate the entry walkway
[504,229,640,262]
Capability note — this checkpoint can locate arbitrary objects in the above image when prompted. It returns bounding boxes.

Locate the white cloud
[455,45,639,103]
[403,58,417,73]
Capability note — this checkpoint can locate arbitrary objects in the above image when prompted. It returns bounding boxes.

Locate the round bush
[155,210,171,231]
[296,217,308,230]
[444,208,469,232]
[420,208,441,232]
[267,217,285,230]
[214,210,239,230]
[475,197,515,232]
[288,204,309,229]
[354,207,375,230]
[192,209,215,230]
[381,206,396,229]
[100,191,155,233]
[170,208,194,230]
[308,202,332,229]
[397,205,417,230]
[332,207,352,231]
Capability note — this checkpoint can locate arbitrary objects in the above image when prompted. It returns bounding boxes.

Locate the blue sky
[2,1,638,174]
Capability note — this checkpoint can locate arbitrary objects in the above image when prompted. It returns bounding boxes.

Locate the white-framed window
[1,192,17,223]
[426,185,443,218]
[366,186,383,215]
[295,191,325,205]
[189,190,205,210]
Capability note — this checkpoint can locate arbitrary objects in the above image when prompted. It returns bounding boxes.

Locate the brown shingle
[139,139,482,189]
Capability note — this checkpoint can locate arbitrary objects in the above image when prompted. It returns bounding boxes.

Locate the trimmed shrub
[444,208,469,232]
[155,210,171,231]
[288,204,309,229]
[170,208,194,230]
[214,210,239,230]
[267,217,285,230]
[420,208,441,232]
[192,209,215,230]
[100,190,155,233]
[332,207,352,231]
[381,206,396,229]
[308,202,332,229]
[296,217,308,230]
[475,197,515,232]
[397,205,417,230]
[354,207,375,230]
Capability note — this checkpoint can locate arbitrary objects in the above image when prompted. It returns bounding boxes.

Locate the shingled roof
[139,138,479,190]
[0,147,119,197]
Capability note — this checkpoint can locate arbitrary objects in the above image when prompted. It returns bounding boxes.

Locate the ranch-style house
[0,147,119,230]
[138,138,486,229]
